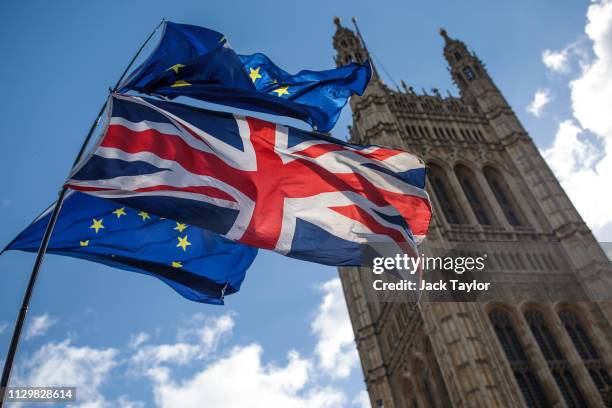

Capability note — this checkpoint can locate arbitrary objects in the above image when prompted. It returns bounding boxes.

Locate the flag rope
[0,19,165,406]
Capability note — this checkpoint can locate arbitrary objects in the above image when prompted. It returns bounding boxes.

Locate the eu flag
[5,192,257,304]
[119,21,371,132]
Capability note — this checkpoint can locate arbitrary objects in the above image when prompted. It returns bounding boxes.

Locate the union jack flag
[66,94,431,266]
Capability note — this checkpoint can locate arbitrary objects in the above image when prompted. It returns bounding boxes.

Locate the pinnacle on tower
[332,16,367,67]
[332,17,379,80]
[439,30,493,98]
[439,27,449,41]
[439,27,464,50]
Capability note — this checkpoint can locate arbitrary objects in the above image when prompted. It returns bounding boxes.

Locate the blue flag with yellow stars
[119,21,371,132]
[4,192,257,305]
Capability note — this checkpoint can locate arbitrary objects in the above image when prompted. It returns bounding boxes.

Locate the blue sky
[1,0,611,406]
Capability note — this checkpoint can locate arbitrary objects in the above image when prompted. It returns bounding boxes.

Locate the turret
[440,28,508,113]
[331,17,400,147]
[333,17,369,67]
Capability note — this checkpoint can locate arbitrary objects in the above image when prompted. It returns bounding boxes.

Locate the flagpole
[0,19,165,406]
[351,17,380,79]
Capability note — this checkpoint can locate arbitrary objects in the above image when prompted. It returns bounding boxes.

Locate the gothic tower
[332,18,612,407]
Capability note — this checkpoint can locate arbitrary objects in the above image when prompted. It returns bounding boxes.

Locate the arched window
[512,253,525,270]
[559,309,612,398]
[463,66,476,81]
[445,128,454,141]
[525,310,588,407]
[551,371,587,408]
[532,254,544,270]
[405,125,413,137]
[422,373,436,407]
[540,254,553,270]
[489,308,549,407]
[483,167,522,226]
[438,128,447,140]
[404,380,418,408]
[455,165,495,225]
[587,369,611,398]
[559,310,598,360]
[412,359,436,408]
[424,340,452,407]
[525,310,562,360]
[427,164,465,225]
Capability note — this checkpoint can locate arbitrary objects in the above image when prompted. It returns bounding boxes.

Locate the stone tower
[332,18,612,407]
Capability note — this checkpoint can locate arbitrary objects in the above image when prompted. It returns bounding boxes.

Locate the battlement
[389,87,483,119]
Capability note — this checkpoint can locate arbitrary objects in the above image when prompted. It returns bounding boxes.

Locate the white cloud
[128,290,360,407]
[128,332,150,349]
[570,0,612,139]
[527,88,552,117]
[178,313,235,353]
[130,313,236,378]
[150,345,345,408]
[543,121,611,232]
[542,48,571,73]
[311,279,358,379]
[115,396,146,408]
[25,314,57,340]
[352,391,371,408]
[542,40,588,74]
[543,121,601,180]
[199,314,234,351]
[18,339,118,407]
[126,309,352,407]
[541,0,612,236]
[131,342,201,368]
[16,290,365,407]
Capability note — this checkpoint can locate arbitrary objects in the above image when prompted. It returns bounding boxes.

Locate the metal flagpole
[350,16,380,79]
[0,19,165,406]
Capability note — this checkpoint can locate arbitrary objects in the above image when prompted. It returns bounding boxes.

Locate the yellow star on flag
[272,86,290,97]
[112,207,126,218]
[171,261,183,268]
[249,67,262,83]
[171,80,191,88]
[177,235,192,251]
[167,63,186,74]
[90,218,104,233]
[138,211,151,221]
[174,222,188,233]
[80,240,89,247]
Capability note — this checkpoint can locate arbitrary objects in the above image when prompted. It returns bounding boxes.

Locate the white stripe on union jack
[66,94,431,266]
